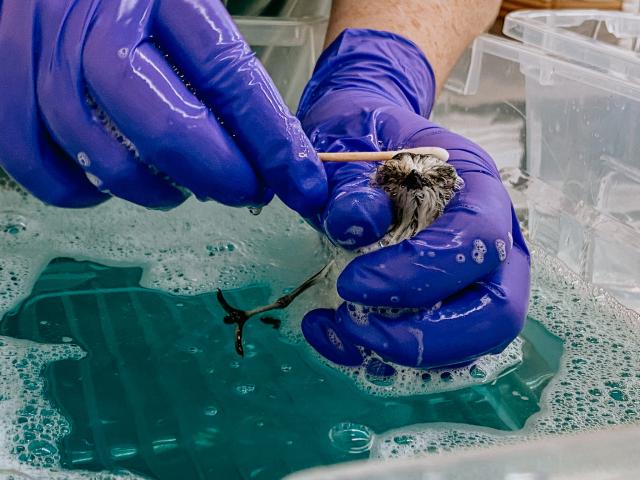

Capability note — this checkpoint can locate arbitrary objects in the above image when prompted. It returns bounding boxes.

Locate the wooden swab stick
[318,147,449,163]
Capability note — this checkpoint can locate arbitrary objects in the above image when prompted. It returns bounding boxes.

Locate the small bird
[217,150,462,356]
[217,261,335,356]
[374,152,463,245]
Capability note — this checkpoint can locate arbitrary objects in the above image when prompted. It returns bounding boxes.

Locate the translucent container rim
[285,423,640,480]
[233,15,329,27]
[232,15,329,48]
[449,33,640,101]
[504,9,640,81]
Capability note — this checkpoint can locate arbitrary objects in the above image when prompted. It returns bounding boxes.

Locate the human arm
[325,0,502,92]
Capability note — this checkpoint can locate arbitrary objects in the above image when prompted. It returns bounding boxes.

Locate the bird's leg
[217,261,334,356]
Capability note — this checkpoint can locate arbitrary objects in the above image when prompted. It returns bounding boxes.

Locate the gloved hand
[298,29,531,369]
[0,0,326,215]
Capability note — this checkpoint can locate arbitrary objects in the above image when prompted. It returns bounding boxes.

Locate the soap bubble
[76,152,91,167]
[328,422,374,454]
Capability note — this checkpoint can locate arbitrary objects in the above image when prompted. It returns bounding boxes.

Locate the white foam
[0,182,335,475]
[472,239,487,264]
[346,226,364,237]
[327,338,524,397]
[0,336,145,479]
[76,152,90,168]
[0,185,332,322]
[84,173,102,188]
[495,239,507,261]
[2,183,639,473]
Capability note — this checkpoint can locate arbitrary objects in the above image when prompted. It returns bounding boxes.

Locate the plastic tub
[433,12,640,311]
[286,424,640,480]
[233,0,330,109]
[504,9,640,79]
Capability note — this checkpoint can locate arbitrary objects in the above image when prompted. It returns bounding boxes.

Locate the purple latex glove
[298,29,531,369]
[0,0,327,215]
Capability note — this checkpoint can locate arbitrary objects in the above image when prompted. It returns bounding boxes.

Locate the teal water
[0,258,562,480]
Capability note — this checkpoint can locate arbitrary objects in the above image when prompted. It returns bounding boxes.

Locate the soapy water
[371,249,640,459]
[0,179,638,478]
[332,301,523,397]
[0,336,143,479]
[0,258,559,480]
[0,178,333,343]
[331,337,524,397]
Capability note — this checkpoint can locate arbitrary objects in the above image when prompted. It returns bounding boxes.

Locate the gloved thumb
[319,161,393,250]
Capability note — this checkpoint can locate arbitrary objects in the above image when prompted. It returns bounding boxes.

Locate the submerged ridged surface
[0,257,560,479]
[1,184,638,479]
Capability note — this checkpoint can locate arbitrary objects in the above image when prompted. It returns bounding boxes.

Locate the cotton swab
[318,147,449,163]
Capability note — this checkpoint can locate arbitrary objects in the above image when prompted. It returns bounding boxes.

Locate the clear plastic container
[433,11,640,311]
[286,424,640,480]
[504,9,640,79]
[624,0,640,12]
[233,0,330,109]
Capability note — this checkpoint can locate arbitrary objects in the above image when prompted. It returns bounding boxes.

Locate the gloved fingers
[299,100,404,246]
[153,0,327,217]
[39,93,189,210]
[333,113,514,307]
[320,162,394,250]
[0,127,109,208]
[35,1,188,210]
[82,6,270,208]
[301,309,365,367]
[330,244,529,369]
[333,118,514,307]
[337,168,515,307]
[0,0,106,208]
